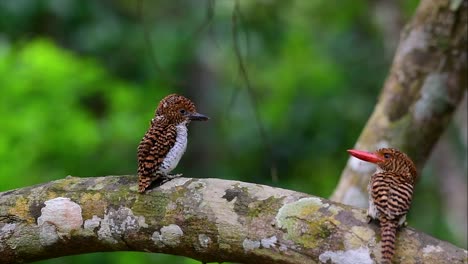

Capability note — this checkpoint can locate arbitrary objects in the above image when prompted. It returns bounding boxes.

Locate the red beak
[347,149,384,164]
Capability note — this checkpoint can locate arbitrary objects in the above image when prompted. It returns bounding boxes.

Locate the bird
[137,94,209,193]
[347,148,417,264]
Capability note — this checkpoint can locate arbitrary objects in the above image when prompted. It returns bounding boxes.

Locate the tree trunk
[331,0,467,207]
[0,176,466,264]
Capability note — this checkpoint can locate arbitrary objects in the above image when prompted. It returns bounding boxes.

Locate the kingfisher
[348,148,417,264]
[137,94,209,193]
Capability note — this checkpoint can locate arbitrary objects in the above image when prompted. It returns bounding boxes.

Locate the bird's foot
[160,173,183,184]
[166,173,183,179]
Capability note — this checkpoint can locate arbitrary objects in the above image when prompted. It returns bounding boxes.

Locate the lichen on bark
[0,175,466,264]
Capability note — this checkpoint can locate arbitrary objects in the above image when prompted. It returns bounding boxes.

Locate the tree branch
[331,0,467,206]
[0,176,466,264]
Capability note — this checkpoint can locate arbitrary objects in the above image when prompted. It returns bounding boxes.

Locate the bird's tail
[380,218,398,264]
[138,175,156,193]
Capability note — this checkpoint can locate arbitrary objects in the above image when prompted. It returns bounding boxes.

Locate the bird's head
[155,94,209,125]
[348,148,417,181]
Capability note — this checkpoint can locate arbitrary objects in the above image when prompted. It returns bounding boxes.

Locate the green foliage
[0,39,159,191]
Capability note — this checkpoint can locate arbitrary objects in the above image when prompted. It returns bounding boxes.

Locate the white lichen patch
[97,217,117,244]
[422,245,443,256]
[261,236,277,249]
[151,224,184,247]
[39,222,59,246]
[319,247,373,264]
[136,215,148,228]
[118,207,147,233]
[151,231,163,247]
[160,224,183,246]
[84,215,102,230]
[37,197,83,237]
[0,223,15,235]
[158,178,191,190]
[198,234,211,248]
[97,207,147,244]
[0,223,16,251]
[242,238,260,252]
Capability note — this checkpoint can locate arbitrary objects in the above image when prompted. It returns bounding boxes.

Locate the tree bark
[0,176,466,264]
[331,0,467,207]
[371,0,404,57]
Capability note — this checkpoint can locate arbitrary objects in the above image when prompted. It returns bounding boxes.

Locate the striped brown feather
[370,172,414,263]
[137,119,177,193]
[379,218,398,264]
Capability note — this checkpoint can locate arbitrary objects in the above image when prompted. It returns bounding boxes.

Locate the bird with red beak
[348,148,417,264]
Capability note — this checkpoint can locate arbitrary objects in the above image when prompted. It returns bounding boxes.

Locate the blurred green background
[0,0,466,263]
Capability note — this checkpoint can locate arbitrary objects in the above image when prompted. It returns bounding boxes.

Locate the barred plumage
[348,148,417,263]
[137,119,177,192]
[137,94,208,193]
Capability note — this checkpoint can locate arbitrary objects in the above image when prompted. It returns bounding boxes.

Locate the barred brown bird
[347,148,417,264]
[137,94,208,193]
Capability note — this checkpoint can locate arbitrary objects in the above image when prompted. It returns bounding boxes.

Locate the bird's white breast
[368,194,379,219]
[368,169,382,220]
[158,122,188,174]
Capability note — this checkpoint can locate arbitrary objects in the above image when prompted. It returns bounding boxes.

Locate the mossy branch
[0,176,466,264]
[331,0,467,206]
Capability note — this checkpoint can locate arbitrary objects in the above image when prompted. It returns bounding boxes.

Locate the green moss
[7,226,42,257]
[316,222,333,238]
[296,218,336,248]
[131,194,170,225]
[9,196,34,223]
[140,184,191,226]
[248,196,284,218]
[45,191,58,200]
[53,176,82,191]
[184,216,219,251]
[80,193,106,219]
[276,197,338,248]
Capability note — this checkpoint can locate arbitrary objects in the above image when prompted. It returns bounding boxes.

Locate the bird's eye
[180,109,186,114]
[384,153,391,159]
